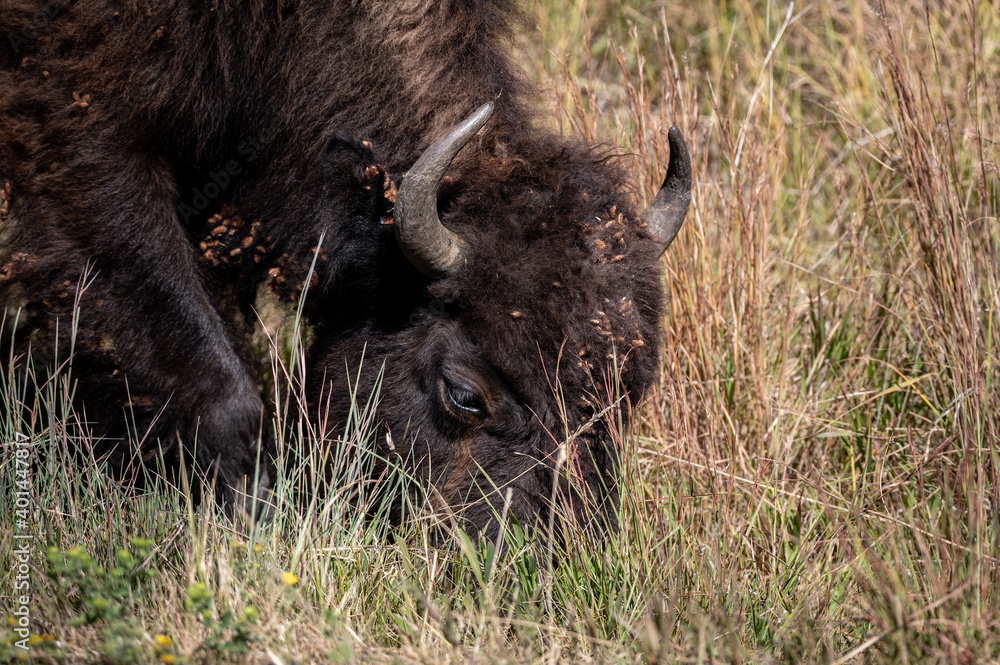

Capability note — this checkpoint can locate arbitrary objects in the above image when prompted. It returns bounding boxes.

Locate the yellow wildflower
[154,634,172,647]
[282,572,299,586]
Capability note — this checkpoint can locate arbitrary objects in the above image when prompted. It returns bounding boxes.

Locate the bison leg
[7,146,269,517]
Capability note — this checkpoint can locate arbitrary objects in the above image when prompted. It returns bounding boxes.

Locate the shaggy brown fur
[0,0,668,538]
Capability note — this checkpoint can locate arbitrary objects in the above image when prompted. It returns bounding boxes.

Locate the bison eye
[443,377,487,419]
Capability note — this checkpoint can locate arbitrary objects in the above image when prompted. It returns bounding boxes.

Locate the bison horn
[394,101,495,277]
[642,126,692,256]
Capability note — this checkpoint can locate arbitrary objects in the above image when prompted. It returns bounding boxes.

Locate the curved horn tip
[394,103,496,278]
[437,102,495,155]
[469,101,495,128]
[664,126,692,191]
[641,126,692,256]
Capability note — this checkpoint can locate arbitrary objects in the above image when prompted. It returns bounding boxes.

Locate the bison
[0,0,691,539]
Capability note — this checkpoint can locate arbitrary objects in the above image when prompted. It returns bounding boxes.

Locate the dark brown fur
[0,0,665,538]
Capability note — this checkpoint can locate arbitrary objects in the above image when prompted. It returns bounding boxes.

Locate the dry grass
[528,0,1000,660]
[2,0,999,662]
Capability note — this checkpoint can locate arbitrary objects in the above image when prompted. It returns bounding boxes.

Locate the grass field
[2,0,999,662]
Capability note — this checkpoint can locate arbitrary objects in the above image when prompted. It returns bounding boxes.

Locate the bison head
[311,103,690,542]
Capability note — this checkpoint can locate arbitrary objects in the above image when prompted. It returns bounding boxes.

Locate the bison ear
[394,102,494,278]
[641,127,692,256]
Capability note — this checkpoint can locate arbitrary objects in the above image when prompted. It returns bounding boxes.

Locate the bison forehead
[434,211,664,418]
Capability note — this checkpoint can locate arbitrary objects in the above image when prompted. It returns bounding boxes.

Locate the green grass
[3,0,1000,662]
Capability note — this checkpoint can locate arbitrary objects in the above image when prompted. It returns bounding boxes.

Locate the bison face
[316,308,630,542]
[310,104,691,542]
[330,318,547,534]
